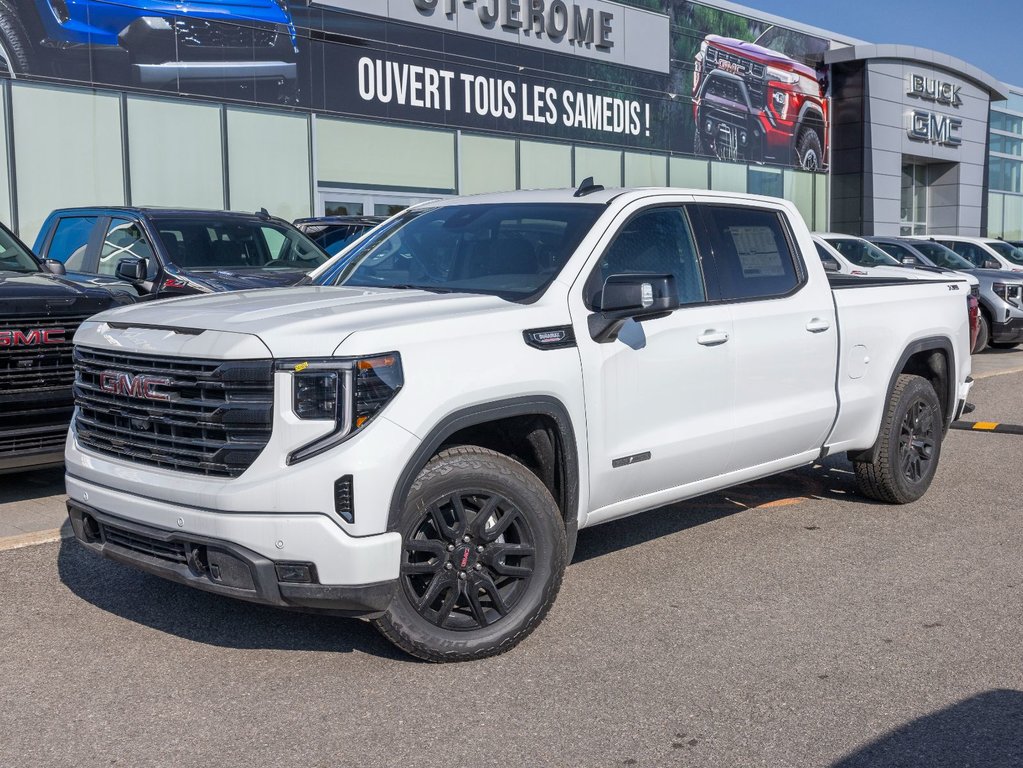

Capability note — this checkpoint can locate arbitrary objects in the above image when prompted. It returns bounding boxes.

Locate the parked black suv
[33,208,329,299]
[1,222,131,472]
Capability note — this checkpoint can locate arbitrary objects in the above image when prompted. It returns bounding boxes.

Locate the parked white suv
[66,187,974,661]
[924,236,1023,273]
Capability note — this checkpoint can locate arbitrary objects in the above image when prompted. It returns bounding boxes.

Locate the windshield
[825,237,901,267]
[330,203,604,300]
[302,222,380,256]
[0,227,39,273]
[152,218,329,271]
[754,26,829,62]
[911,242,975,270]
[986,241,1023,265]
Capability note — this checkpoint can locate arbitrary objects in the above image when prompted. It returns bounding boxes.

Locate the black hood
[187,268,309,292]
[0,271,128,316]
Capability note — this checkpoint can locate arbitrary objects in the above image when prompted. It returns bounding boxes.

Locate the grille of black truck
[0,313,89,392]
[73,347,274,478]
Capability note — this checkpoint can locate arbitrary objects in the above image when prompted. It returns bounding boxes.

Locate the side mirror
[589,273,680,343]
[41,258,66,276]
[115,257,146,282]
[984,260,1001,270]
[902,257,917,265]
[821,259,841,273]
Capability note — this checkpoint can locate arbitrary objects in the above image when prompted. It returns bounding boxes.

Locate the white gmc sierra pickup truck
[65,186,973,661]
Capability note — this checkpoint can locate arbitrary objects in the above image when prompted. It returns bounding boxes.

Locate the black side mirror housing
[115,257,147,282]
[41,258,66,276]
[589,273,680,343]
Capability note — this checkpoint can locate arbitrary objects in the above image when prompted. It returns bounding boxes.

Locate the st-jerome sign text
[413,0,615,50]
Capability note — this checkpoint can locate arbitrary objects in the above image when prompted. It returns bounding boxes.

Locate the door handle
[805,318,831,333]
[697,330,730,346]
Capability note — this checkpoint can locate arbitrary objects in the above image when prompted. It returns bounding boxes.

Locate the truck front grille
[0,314,89,392]
[101,521,189,565]
[173,19,279,49]
[705,48,766,109]
[73,347,274,478]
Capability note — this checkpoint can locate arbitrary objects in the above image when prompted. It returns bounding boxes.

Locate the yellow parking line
[0,528,68,552]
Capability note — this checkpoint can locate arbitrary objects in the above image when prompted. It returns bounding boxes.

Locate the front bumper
[65,474,402,615]
[68,503,396,615]
[991,314,1023,344]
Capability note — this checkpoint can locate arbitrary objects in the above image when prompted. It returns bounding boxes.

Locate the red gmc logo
[98,371,173,402]
[0,329,66,347]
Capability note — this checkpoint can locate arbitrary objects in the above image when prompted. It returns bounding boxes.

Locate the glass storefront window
[227,108,311,222]
[519,141,571,189]
[128,96,223,210]
[460,134,516,195]
[991,111,1023,135]
[669,157,709,189]
[990,156,1023,194]
[575,147,622,187]
[624,152,667,187]
[747,168,783,199]
[901,163,928,235]
[991,134,1023,157]
[13,83,124,244]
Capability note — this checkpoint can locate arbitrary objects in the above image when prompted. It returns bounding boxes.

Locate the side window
[46,217,98,271]
[813,242,841,272]
[587,207,705,308]
[946,242,983,267]
[99,218,156,278]
[261,227,287,260]
[879,242,917,264]
[697,205,801,301]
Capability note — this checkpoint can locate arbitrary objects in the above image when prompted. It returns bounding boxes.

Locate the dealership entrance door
[317,189,444,218]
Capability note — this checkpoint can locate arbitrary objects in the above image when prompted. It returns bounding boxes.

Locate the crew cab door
[569,199,735,517]
[690,201,838,472]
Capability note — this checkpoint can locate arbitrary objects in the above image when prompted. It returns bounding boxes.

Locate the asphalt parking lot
[1,359,1022,768]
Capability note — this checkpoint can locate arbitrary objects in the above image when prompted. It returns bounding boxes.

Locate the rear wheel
[974,311,990,352]
[854,374,943,504]
[374,446,566,662]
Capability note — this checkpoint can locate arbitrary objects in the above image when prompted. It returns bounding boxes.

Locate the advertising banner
[0,0,837,169]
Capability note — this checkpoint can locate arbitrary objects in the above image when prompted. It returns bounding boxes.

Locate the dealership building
[0,0,1020,248]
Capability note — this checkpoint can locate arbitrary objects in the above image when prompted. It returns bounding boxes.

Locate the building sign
[907,72,963,147]
[324,0,670,73]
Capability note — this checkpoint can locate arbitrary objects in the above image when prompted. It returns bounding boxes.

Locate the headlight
[765,66,799,85]
[993,283,1023,308]
[278,353,403,463]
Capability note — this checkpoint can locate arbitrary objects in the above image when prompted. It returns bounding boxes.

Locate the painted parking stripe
[951,420,1023,435]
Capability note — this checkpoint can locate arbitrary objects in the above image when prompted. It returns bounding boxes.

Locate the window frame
[686,202,808,305]
[43,215,104,273]
[581,203,711,312]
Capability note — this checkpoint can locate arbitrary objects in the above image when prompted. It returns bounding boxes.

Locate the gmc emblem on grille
[0,329,66,347]
[99,371,173,402]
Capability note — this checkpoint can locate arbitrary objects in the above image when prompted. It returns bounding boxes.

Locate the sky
[741,0,1023,87]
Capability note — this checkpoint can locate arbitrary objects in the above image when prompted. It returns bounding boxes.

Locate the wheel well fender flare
[852,336,956,463]
[387,395,581,553]
[795,103,825,139]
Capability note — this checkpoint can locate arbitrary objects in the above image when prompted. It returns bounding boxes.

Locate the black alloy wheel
[374,446,566,662]
[401,490,536,631]
[898,399,937,484]
[853,373,943,504]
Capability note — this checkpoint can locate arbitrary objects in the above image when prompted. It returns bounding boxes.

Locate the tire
[974,311,990,353]
[854,374,943,504]
[0,0,34,76]
[988,341,1020,350]
[373,446,567,662]
[795,127,824,171]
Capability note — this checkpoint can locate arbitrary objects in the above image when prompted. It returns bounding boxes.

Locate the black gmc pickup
[1,222,131,473]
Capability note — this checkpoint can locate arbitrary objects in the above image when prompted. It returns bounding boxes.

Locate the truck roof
[412,187,804,210]
[45,206,282,222]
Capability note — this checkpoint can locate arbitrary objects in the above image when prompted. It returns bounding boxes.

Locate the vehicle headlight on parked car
[765,66,799,85]
[992,282,1023,308]
[278,353,403,463]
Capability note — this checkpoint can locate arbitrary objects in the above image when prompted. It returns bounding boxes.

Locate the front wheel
[374,446,567,662]
[796,127,824,171]
[974,311,990,353]
[854,374,943,504]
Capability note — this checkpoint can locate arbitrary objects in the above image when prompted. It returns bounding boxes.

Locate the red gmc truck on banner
[693,25,830,171]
